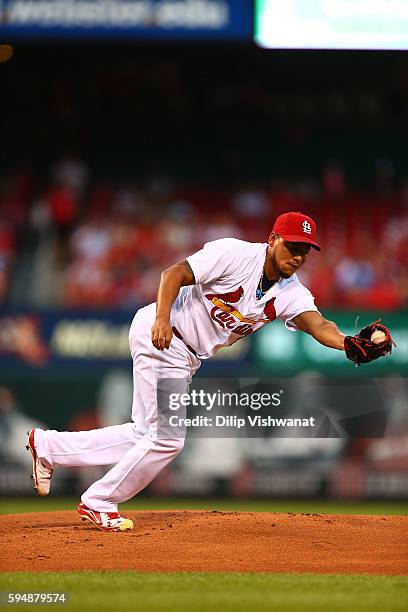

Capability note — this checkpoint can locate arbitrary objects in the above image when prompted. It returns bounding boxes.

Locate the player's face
[270,235,311,279]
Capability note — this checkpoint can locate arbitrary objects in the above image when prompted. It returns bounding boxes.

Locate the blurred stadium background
[0,0,407,504]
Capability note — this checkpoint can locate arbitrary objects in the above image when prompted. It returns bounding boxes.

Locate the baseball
[371,330,386,344]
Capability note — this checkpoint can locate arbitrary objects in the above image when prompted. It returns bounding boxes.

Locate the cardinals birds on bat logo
[205,287,276,334]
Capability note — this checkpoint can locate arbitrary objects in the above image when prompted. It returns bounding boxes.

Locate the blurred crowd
[0,156,407,310]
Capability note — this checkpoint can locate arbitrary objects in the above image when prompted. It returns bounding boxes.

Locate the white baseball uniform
[34,238,318,512]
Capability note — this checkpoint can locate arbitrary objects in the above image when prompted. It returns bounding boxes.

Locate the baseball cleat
[77,502,133,532]
[26,429,53,496]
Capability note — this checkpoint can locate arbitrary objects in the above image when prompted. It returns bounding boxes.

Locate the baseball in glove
[344,320,395,367]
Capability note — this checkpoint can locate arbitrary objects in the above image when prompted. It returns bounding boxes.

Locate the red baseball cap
[272,212,321,251]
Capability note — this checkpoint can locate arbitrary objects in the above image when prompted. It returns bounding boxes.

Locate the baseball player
[26,212,394,531]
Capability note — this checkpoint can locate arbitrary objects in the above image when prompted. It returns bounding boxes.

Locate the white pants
[35,304,201,512]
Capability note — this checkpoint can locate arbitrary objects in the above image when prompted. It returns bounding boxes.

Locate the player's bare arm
[152,260,195,351]
[292,311,345,351]
[293,312,394,363]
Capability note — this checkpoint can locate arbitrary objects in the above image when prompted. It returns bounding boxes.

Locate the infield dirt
[2,510,407,575]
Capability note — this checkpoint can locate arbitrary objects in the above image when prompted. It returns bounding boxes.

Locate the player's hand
[151,317,173,351]
[344,321,395,367]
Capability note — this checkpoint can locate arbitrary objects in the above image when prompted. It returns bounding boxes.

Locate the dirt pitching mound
[1,510,407,575]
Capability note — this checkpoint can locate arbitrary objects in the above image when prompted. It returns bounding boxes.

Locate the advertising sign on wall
[253,311,408,375]
[255,0,408,50]
[0,0,252,39]
[0,308,249,368]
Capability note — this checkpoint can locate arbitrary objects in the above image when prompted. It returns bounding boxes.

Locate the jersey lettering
[210,307,237,329]
[233,323,253,336]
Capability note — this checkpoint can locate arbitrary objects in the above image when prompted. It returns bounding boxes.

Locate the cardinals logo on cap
[302,220,312,234]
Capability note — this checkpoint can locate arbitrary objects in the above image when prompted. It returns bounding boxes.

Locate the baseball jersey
[169,238,319,360]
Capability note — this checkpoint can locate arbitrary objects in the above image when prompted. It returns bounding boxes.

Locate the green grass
[0,572,407,612]
[1,497,407,516]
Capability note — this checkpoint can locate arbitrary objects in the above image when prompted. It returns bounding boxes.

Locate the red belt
[172,326,198,357]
